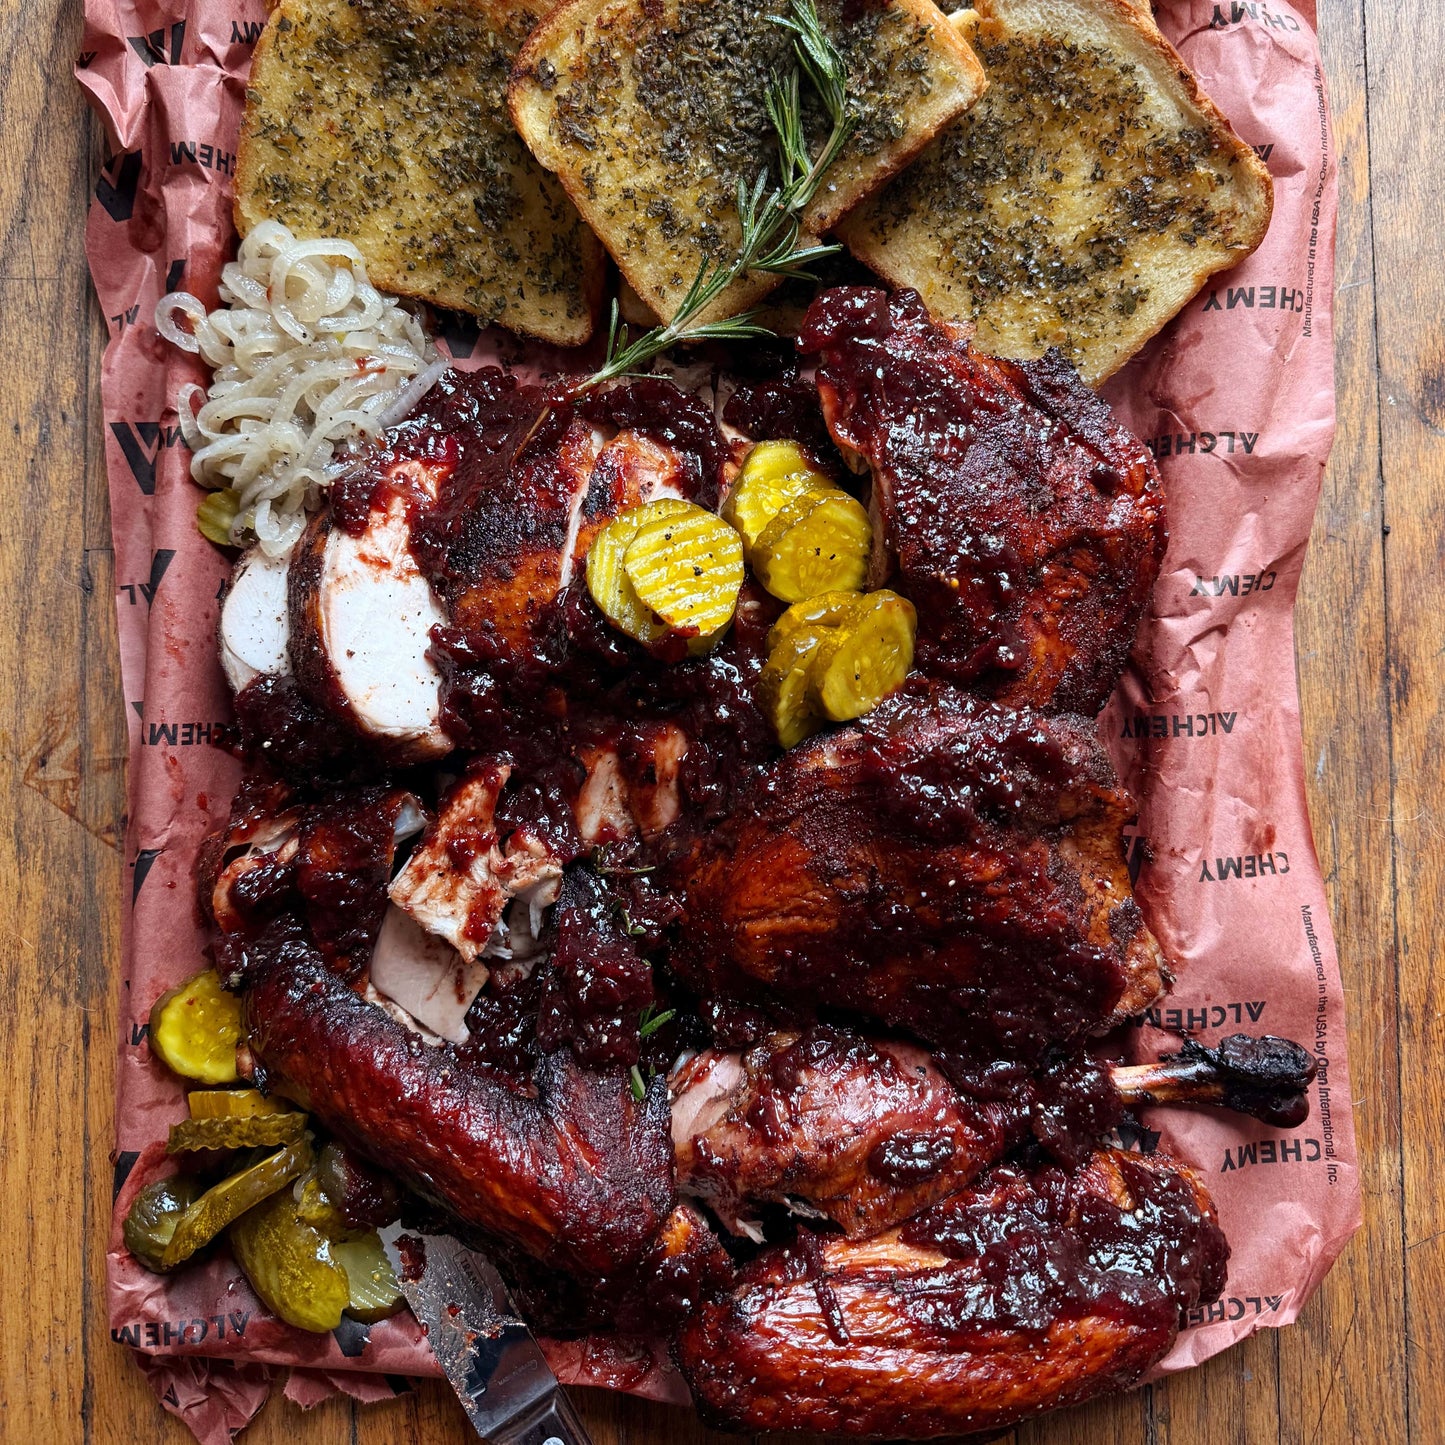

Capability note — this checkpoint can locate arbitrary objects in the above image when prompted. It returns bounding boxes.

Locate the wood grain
[0,0,1429,1439]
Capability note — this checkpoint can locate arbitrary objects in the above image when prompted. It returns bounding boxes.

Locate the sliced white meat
[630,722,689,837]
[574,746,635,846]
[572,724,690,846]
[368,904,487,1045]
[289,489,450,761]
[388,764,564,964]
[219,545,293,692]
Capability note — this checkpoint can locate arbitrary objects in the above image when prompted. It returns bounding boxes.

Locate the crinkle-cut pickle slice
[758,627,833,749]
[150,969,244,1085]
[158,1135,314,1271]
[753,488,873,604]
[332,1233,406,1323]
[808,590,918,722]
[586,497,692,644]
[189,1088,296,1121]
[722,441,832,558]
[623,506,744,645]
[229,1180,351,1333]
[167,1112,308,1155]
[767,590,866,653]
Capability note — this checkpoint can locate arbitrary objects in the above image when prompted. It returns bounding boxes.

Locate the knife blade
[379,1221,593,1445]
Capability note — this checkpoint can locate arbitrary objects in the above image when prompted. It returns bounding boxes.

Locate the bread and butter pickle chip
[753,489,873,603]
[167,1112,308,1155]
[188,1088,295,1120]
[123,1176,203,1273]
[229,1184,350,1333]
[332,1234,406,1323]
[808,590,917,722]
[766,590,866,653]
[758,628,832,749]
[722,441,831,558]
[623,506,744,645]
[150,969,244,1085]
[585,498,692,643]
[159,1136,314,1271]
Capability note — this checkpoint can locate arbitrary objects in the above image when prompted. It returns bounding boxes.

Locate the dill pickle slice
[294,1170,352,1239]
[167,1113,308,1155]
[807,590,918,723]
[766,590,866,653]
[229,1183,350,1333]
[622,506,744,645]
[332,1233,406,1323]
[752,489,873,604]
[188,1088,295,1120]
[150,969,244,1085]
[196,487,241,547]
[123,1175,203,1273]
[758,627,832,749]
[159,1136,314,1271]
[585,499,691,644]
[722,441,831,558]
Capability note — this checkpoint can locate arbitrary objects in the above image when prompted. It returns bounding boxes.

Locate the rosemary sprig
[639,1005,677,1040]
[577,0,856,393]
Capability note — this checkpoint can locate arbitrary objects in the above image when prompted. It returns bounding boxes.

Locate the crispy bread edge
[837,0,1274,382]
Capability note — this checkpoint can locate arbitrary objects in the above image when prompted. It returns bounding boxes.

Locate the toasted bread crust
[837,0,1273,384]
[509,0,985,324]
[236,0,606,346]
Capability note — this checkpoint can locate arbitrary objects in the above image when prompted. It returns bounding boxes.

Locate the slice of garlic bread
[837,0,1273,384]
[236,0,606,346]
[509,0,985,325]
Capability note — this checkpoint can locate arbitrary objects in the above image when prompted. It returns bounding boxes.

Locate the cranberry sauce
[894,1152,1229,1340]
[539,865,655,1067]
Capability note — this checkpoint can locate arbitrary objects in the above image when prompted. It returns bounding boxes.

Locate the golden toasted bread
[509,0,985,325]
[836,0,1273,384]
[236,0,606,346]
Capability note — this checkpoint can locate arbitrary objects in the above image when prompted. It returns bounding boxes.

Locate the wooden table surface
[2,0,1435,1439]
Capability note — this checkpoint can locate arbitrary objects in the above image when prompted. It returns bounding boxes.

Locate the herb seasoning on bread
[509,0,985,324]
[237,0,606,345]
[837,0,1273,382]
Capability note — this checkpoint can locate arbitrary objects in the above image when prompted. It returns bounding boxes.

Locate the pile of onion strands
[156,221,445,555]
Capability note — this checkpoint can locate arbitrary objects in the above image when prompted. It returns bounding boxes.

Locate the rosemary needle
[577,0,856,393]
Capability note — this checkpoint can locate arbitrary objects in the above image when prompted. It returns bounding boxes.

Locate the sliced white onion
[153,221,440,556]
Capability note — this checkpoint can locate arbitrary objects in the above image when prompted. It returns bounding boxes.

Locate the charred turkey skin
[801,287,1167,715]
[668,684,1167,1061]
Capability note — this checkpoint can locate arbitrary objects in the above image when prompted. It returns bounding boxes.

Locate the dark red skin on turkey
[677,1149,1228,1438]
[668,685,1167,1062]
[243,933,675,1279]
[673,1026,1029,1238]
[800,288,1167,715]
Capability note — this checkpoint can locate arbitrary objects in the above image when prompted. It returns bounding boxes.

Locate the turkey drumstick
[671,1026,1315,1241]
[1112,1033,1318,1128]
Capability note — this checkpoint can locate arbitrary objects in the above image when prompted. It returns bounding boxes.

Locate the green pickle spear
[156,1135,314,1272]
[331,1234,407,1323]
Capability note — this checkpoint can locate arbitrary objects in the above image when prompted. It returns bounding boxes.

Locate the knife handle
[486,1389,594,1445]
